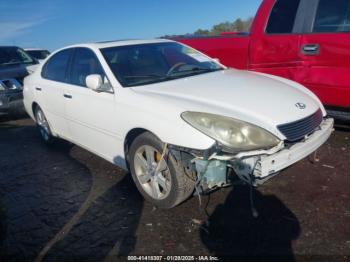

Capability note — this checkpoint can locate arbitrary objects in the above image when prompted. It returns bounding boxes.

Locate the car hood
[131,69,321,137]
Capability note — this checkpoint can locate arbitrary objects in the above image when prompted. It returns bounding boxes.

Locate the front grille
[277,109,323,142]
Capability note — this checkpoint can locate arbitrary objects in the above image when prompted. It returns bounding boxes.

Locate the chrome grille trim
[277,109,323,142]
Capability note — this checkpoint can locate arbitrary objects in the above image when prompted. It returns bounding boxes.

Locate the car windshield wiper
[124,68,223,87]
[124,74,164,79]
[188,67,218,72]
[169,67,222,77]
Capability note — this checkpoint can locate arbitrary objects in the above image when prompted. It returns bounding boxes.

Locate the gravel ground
[0,117,349,261]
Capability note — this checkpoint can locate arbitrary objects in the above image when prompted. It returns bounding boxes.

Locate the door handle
[63,94,72,99]
[35,87,42,91]
[301,44,320,55]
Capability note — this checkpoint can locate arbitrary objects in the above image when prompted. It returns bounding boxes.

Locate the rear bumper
[255,118,334,179]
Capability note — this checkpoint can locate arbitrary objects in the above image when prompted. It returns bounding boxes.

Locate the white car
[23,39,334,208]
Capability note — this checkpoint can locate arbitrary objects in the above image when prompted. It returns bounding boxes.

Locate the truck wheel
[129,132,195,209]
[34,106,54,144]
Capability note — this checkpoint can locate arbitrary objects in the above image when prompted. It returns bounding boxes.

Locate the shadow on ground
[43,174,143,261]
[201,185,300,261]
[0,120,144,261]
[0,200,7,256]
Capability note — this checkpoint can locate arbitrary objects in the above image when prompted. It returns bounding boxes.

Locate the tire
[34,106,55,144]
[129,132,195,209]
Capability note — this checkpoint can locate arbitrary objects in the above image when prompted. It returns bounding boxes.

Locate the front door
[38,48,73,138]
[64,47,119,162]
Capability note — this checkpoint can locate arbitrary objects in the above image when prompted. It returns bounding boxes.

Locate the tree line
[162,17,253,38]
[194,17,253,36]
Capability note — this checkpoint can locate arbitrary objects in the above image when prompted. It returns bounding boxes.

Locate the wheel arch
[123,128,162,169]
[125,127,196,208]
[31,102,57,137]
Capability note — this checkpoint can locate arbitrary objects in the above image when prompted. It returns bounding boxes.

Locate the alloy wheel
[133,145,171,200]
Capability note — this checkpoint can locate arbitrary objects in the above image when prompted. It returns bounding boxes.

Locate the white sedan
[23,39,334,208]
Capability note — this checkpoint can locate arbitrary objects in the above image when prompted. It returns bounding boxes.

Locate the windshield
[26,50,50,60]
[0,47,36,66]
[101,42,223,87]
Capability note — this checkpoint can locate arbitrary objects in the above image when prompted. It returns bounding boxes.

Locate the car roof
[61,38,175,50]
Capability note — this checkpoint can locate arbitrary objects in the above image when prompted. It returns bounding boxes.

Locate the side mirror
[86,74,112,93]
[86,74,102,91]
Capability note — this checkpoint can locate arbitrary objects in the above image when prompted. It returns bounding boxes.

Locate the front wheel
[129,132,195,209]
[34,106,55,144]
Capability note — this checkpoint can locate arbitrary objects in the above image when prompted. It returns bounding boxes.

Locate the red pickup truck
[176,0,350,120]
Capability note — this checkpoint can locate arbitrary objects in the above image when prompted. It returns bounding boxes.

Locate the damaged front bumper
[232,117,334,186]
[253,118,334,181]
[171,118,334,192]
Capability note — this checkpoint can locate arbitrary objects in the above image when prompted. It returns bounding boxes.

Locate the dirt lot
[0,116,349,261]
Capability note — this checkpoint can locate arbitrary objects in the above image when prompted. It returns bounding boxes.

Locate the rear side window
[42,49,72,82]
[313,0,350,33]
[266,0,301,34]
[70,48,105,87]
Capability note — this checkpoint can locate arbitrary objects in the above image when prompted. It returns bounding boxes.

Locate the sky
[0,0,261,51]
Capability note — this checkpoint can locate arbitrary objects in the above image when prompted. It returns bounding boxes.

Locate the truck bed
[176,34,250,70]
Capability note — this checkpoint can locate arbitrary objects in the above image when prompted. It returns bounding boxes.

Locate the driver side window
[70,48,105,87]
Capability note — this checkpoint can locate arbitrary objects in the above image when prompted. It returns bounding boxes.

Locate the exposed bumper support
[171,118,334,190]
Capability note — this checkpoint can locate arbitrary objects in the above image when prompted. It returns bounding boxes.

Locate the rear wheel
[34,106,54,144]
[129,132,195,209]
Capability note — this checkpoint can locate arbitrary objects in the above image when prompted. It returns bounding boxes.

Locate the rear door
[249,0,304,81]
[300,0,350,110]
[37,48,73,138]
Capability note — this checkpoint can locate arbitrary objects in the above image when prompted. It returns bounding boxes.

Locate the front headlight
[181,112,280,152]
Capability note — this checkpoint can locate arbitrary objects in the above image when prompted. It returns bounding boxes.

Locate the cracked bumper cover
[170,118,334,189]
[254,118,334,179]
